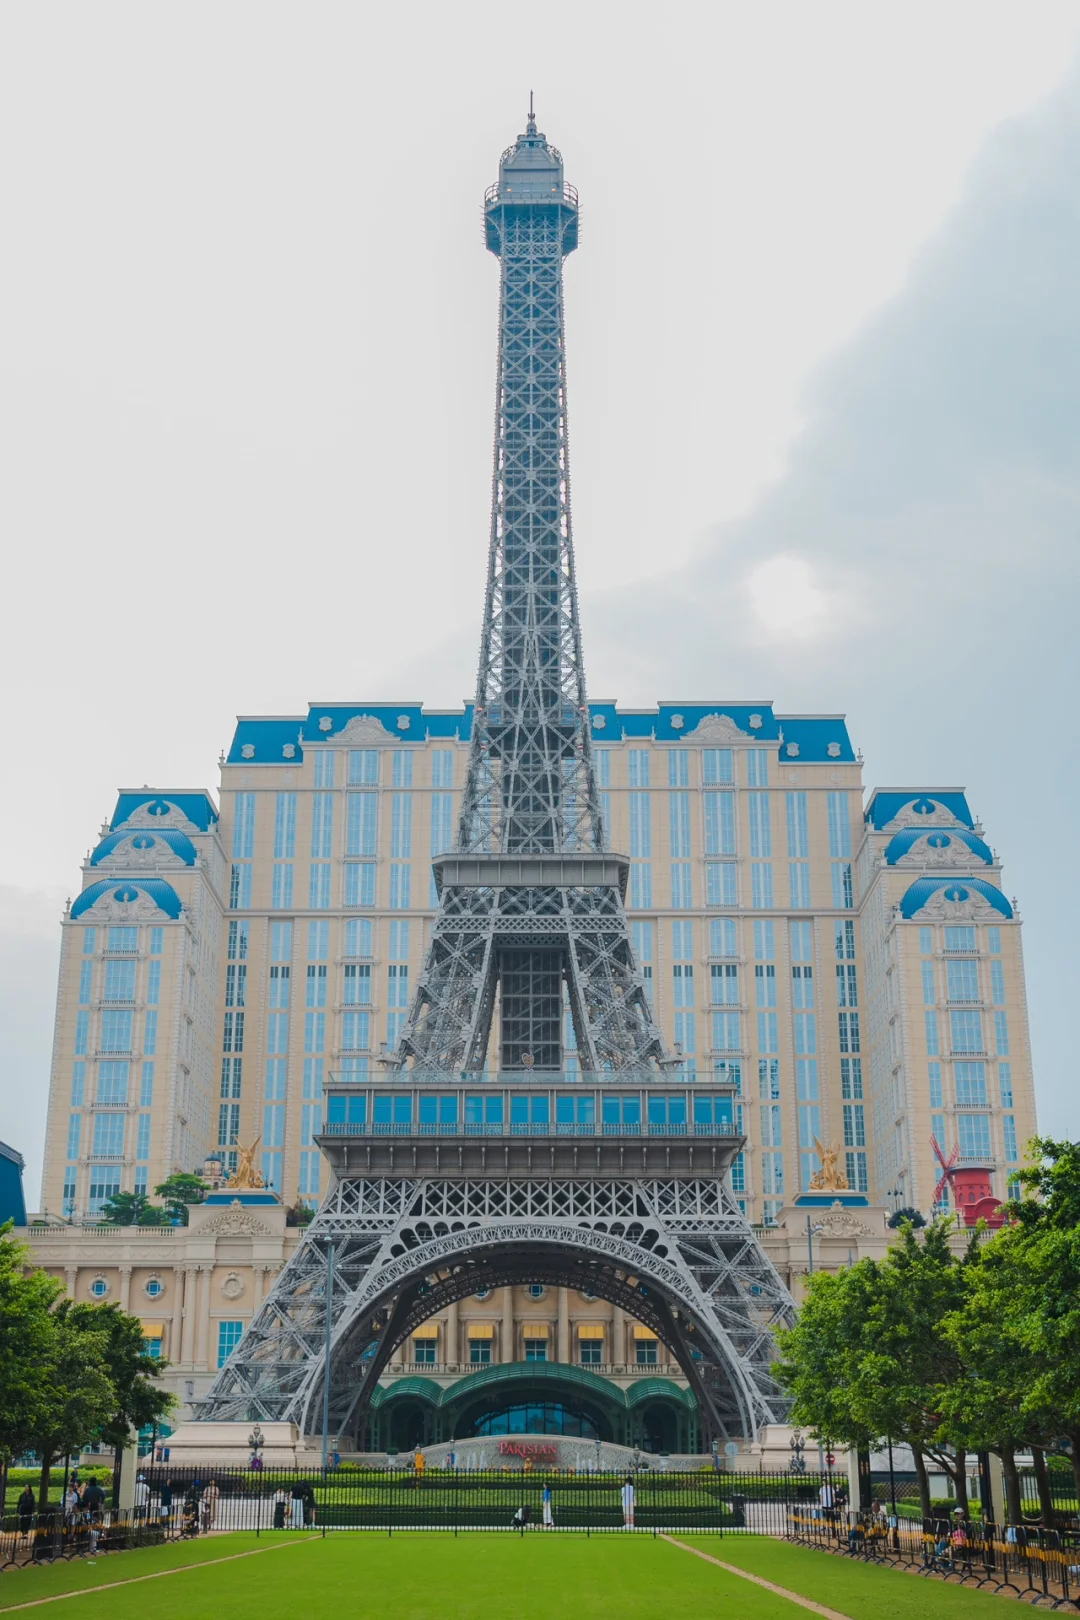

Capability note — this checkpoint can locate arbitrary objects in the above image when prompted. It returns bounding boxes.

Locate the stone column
[196,1266,214,1370]
[611,1306,626,1369]
[557,1287,569,1364]
[170,1266,186,1364]
[444,1299,458,1370]
[251,1265,266,1310]
[179,1267,199,1366]
[65,1266,78,1300]
[501,1286,515,1364]
[119,1265,132,1313]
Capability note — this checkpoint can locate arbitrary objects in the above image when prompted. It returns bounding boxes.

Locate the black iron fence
[788,1503,1080,1608]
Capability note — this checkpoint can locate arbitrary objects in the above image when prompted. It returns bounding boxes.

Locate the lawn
[0,1532,1034,1619]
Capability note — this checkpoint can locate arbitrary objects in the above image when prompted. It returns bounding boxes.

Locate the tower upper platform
[484,104,578,254]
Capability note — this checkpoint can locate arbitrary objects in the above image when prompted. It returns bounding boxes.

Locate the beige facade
[39,713,1036,1233]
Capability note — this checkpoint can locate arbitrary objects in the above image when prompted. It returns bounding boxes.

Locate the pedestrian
[159,1479,174,1530]
[201,1479,220,1532]
[290,1479,306,1528]
[818,1479,836,1526]
[302,1481,317,1527]
[272,1487,289,1530]
[542,1482,553,1529]
[63,1481,80,1525]
[415,1448,426,1476]
[134,1474,150,1519]
[81,1476,106,1555]
[621,1476,635,1530]
[512,1503,531,1529]
[17,1484,35,1539]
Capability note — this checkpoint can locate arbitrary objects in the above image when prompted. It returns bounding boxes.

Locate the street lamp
[805,1217,825,1274]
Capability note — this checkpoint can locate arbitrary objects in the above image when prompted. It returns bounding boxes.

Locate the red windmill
[930,1134,1007,1229]
[930,1134,959,1210]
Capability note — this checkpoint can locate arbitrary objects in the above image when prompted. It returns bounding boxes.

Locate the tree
[0,1224,63,1466]
[61,1301,173,1501]
[99,1190,170,1227]
[32,1306,116,1509]
[154,1173,209,1226]
[888,1207,925,1229]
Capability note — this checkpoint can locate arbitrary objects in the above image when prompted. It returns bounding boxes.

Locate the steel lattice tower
[195,110,795,1449]
[395,108,666,1075]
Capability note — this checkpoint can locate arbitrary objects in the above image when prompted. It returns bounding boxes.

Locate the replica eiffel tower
[197,107,795,1448]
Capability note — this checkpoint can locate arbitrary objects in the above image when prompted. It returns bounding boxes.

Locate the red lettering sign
[497,1440,558,1460]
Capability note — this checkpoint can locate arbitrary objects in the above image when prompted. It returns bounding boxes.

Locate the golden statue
[809,1137,850,1192]
[226,1137,266,1190]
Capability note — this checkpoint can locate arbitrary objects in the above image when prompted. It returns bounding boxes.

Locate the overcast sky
[3,2,1079,1204]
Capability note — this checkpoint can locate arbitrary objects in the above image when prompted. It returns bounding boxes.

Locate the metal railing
[320,1122,738,1140]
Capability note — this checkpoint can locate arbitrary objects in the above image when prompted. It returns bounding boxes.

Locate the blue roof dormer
[865,791,974,832]
[71,879,184,921]
[898,877,1012,921]
[91,829,198,867]
[884,828,992,867]
[111,792,218,833]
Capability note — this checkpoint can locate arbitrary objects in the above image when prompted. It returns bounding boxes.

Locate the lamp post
[321,1241,336,1475]
[806,1217,824,1274]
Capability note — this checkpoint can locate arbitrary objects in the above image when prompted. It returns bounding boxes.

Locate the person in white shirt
[134,1476,150,1517]
[621,1477,636,1529]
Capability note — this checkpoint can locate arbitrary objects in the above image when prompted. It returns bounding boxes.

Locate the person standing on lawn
[542,1483,553,1529]
[17,1484,35,1539]
[621,1477,635,1529]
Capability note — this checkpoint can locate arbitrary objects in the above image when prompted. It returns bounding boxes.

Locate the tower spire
[395,118,667,1075]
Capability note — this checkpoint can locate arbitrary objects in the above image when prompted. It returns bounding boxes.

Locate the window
[835,920,855,960]
[511,1095,550,1134]
[100,1009,133,1052]
[299,1151,321,1197]
[747,749,769,786]
[269,964,291,1009]
[762,1151,784,1195]
[524,1337,548,1362]
[750,863,773,908]
[309,863,332,909]
[470,1337,493,1365]
[836,963,857,1006]
[344,963,371,1005]
[314,750,337,787]
[669,791,691,857]
[760,1103,782,1146]
[465,1093,504,1132]
[841,1056,863,1099]
[789,863,811,908]
[300,1101,323,1146]
[267,1010,289,1055]
[711,963,738,1004]
[419,1094,459,1134]
[75,1010,89,1056]
[827,792,851,857]
[327,1093,367,1128]
[146,959,161,1007]
[311,793,334,859]
[431,793,454,854]
[578,1335,603,1366]
[706,863,737,906]
[757,1012,779,1053]
[389,921,410,959]
[103,960,136,1002]
[924,1011,940,1056]
[990,960,1006,1005]
[792,966,814,1009]
[950,1009,984,1054]
[845,1151,869,1193]
[754,963,776,1007]
[922,961,937,1005]
[412,1335,437,1365]
[711,1011,741,1051]
[142,1008,156,1057]
[223,1011,245,1052]
[304,1011,326,1054]
[66,1114,81,1159]
[928,1061,943,1108]
[389,865,411,908]
[305,964,327,1008]
[341,1011,371,1052]
[98,1061,129,1105]
[628,749,650,787]
[274,793,297,859]
[346,793,378,856]
[629,792,651,856]
[704,792,735,855]
[672,962,694,1006]
[987,925,1001,954]
[994,1011,1010,1055]
[957,1114,992,1159]
[843,1103,866,1148]
[794,1013,817,1054]
[838,1011,860,1052]
[220,1056,241,1099]
[265,1057,287,1100]
[831,862,854,909]
[593,748,611,787]
[635,1337,658,1366]
[391,793,413,858]
[345,863,376,907]
[345,918,373,958]
[670,864,692,907]
[92,1112,125,1156]
[232,794,255,859]
[602,1095,641,1134]
[348,749,378,785]
[225,962,247,1007]
[392,750,414,788]
[945,926,976,953]
[1003,1115,1018,1163]
[999,1062,1013,1107]
[219,1102,240,1147]
[228,919,249,960]
[919,926,934,955]
[955,1062,987,1106]
[217,1321,244,1367]
[78,960,93,1004]
[947,959,980,1002]
[786,792,809,857]
[72,1062,86,1106]
[667,748,689,787]
[83,927,97,955]
[703,748,734,785]
[373,1093,412,1132]
[748,793,771,857]
[629,865,652,909]
[387,964,410,1007]
[710,918,737,957]
[759,1058,780,1099]
[789,920,813,962]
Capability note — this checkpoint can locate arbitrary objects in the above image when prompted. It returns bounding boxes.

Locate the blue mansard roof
[898,878,1013,921]
[865,790,974,831]
[884,828,993,866]
[111,792,218,832]
[91,829,198,866]
[225,702,855,764]
[71,879,184,920]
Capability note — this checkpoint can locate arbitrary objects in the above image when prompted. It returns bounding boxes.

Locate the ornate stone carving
[816,1209,874,1238]
[120,800,202,836]
[241,744,255,758]
[909,884,1004,923]
[808,1139,849,1191]
[282,743,296,759]
[221,1271,245,1300]
[785,742,800,756]
[95,835,188,872]
[895,833,989,870]
[331,713,396,745]
[883,798,963,832]
[592,714,607,730]
[681,713,752,744]
[396,715,411,731]
[78,886,176,922]
[199,1201,274,1238]
[827,742,841,757]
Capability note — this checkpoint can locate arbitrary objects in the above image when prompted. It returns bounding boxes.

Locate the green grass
[679,1534,1027,1620]
[0,1530,1041,1619]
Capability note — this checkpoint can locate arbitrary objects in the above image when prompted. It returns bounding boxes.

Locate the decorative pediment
[95,835,189,872]
[681,712,752,744]
[78,886,176,922]
[895,833,989,870]
[910,885,1003,923]
[883,798,962,832]
[198,1201,274,1237]
[120,799,203,835]
[816,1209,875,1238]
[329,713,397,745]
